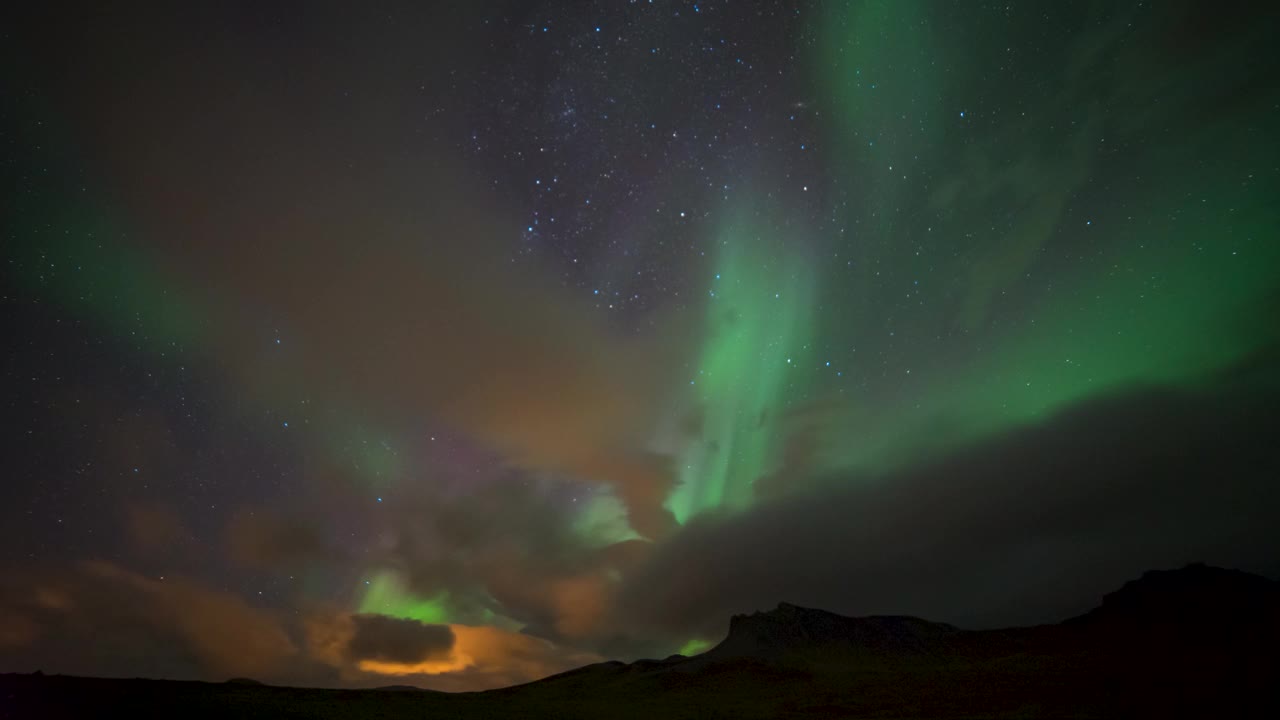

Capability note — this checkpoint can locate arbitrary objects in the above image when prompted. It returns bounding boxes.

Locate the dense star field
[3,1,1278,691]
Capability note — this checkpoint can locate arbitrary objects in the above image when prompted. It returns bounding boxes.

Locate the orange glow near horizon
[354,623,584,679]
[358,653,475,676]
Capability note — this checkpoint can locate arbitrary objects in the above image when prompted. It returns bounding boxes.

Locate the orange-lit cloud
[355,624,601,690]
[1,559,601,691]
[302,602,596,686]
[79,562,300,678]
[303,608,598,689]
[0,561,302,681]
[0,614,40,649]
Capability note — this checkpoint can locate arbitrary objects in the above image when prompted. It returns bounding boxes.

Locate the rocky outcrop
[707,602,959,661]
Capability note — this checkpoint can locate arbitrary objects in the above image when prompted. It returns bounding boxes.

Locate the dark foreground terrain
[4,564,1277,719]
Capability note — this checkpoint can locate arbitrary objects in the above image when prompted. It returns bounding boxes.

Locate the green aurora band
[663,0,1279,522]
[807,0,1280,473]
[8,0,1278,660]
[665,209,817,525]
[359,571,452,624]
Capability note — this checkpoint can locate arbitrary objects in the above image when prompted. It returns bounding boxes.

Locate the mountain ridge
[5,563,1278,718]
[520,562,1279,687]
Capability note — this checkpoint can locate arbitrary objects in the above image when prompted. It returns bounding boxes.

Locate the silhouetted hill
[4,564,1278,719]
[502,563,1280,716]
[707,603,960,661]
[371,684,430,692]
[1072,562,1279,627]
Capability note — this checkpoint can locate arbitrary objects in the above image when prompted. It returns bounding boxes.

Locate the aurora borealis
[4,0,1279,692]
[667,208,817,523]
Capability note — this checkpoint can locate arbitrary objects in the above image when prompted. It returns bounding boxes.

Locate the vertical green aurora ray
[665,208,817,524]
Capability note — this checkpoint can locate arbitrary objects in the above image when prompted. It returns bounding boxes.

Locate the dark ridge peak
[730,601,949,632]
[372,684,429,692]
[1073,563,1278,626]
[714,603,959,661]
[526,659,627,684]
[1123,562,1276,593]
[629,654,694,672]
[729,601,850,625]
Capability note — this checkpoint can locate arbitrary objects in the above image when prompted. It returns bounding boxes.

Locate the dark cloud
[191,466,639,654]
[378,474,596,596]
[357,474,640,642]
[619,370,1280,643]
[344,615,455,665]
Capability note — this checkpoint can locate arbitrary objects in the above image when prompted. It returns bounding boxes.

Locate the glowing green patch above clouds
[358,570,451,624]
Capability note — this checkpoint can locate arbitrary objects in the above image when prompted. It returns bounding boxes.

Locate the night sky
[3,0,1279,691]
